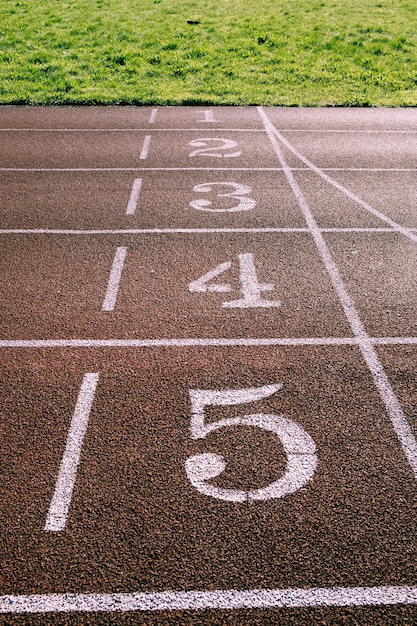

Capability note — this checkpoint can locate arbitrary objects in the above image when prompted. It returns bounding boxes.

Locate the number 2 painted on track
[189,138,241,158]
[190,182,256,213]
[185,384,317,502]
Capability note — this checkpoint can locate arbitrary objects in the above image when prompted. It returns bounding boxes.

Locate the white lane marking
[265,124,417,245]
[2,336,417,348]
[102,247,127,311]
[3,336,417,348]
[0,167,286,172]
[139,135,152,160]
[1,585,417,613]
[0,128,266,132]
[148,109,158,124]
[2,166,416,172]
[0,337,357,348]
[1,128,416,133]
[44,373,99,532]
[0,228,311,235]
[125,178,142,215]
[258,106,417,480]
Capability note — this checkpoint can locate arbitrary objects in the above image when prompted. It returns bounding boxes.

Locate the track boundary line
[1,585,417,614]
[258,106,417,480]
[266,122,417,245]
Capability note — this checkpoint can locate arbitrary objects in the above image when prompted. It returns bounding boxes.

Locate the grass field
[0,0,416,106]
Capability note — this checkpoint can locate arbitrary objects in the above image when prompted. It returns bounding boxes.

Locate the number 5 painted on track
[185,384,317,502]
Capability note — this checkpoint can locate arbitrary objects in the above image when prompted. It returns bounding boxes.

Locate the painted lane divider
[126,178,142,215]
[196,109,219,123]
[44,373,99,532]
[139,135,152,160]
[102,247,127,312]
[148,108,158,124]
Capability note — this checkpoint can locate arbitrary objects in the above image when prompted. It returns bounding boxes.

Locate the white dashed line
[149,109,158,124]
[125,178,142,215]
[101,247,127,311]
[139,135,152,160]
[44,372,99,532]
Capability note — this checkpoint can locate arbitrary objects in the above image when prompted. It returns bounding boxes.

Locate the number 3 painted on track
[185,384,317,502]
[190,182,256,213]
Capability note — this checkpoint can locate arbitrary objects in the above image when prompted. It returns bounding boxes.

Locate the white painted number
[190,182,256,213]
[189,138,241,158]
[185,384,317,502]
[188,253,281,308]
[197,109,218,123]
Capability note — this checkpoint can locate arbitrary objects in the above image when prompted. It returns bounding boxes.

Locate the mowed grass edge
[0,0,416,106]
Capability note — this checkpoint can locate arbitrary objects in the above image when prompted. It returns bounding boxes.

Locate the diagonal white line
[265,123,417,244]
[125,178,142,215]
[1,585,417,613]
[44,373,99,532]
[258,106,417,480]
[102,247,127,311]
[139,135,152,160]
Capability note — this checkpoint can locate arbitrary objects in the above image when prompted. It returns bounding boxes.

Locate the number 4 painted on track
[188,253,281,308]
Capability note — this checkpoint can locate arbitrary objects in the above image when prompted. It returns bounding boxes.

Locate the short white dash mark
[139,135,152,160]
[44,372,99,532]
[102,247,127,311]
[149,109,158,124]
[126,178,142,215]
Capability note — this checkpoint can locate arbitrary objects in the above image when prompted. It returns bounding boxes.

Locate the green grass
[0,0,416,105]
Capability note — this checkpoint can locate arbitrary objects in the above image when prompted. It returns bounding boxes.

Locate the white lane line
[102,247,127,311]
[0,337,357,348]
[44,372,99,532]
[0,128,265,132]
[139,135,152,160]
[1,336,417,349]
[265,124,417,245]
[0,228,311,235]
[1,585,417,613]
[283,129,417,134]
[1,128,416,133]
[2,167,415,172]
[258,106,417,480]
[125,178,142,215]
[148,109,158,124]
[0,167,286,172]
[0,228,402,235]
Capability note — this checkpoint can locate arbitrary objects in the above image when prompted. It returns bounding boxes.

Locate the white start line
[1,586,417,614]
